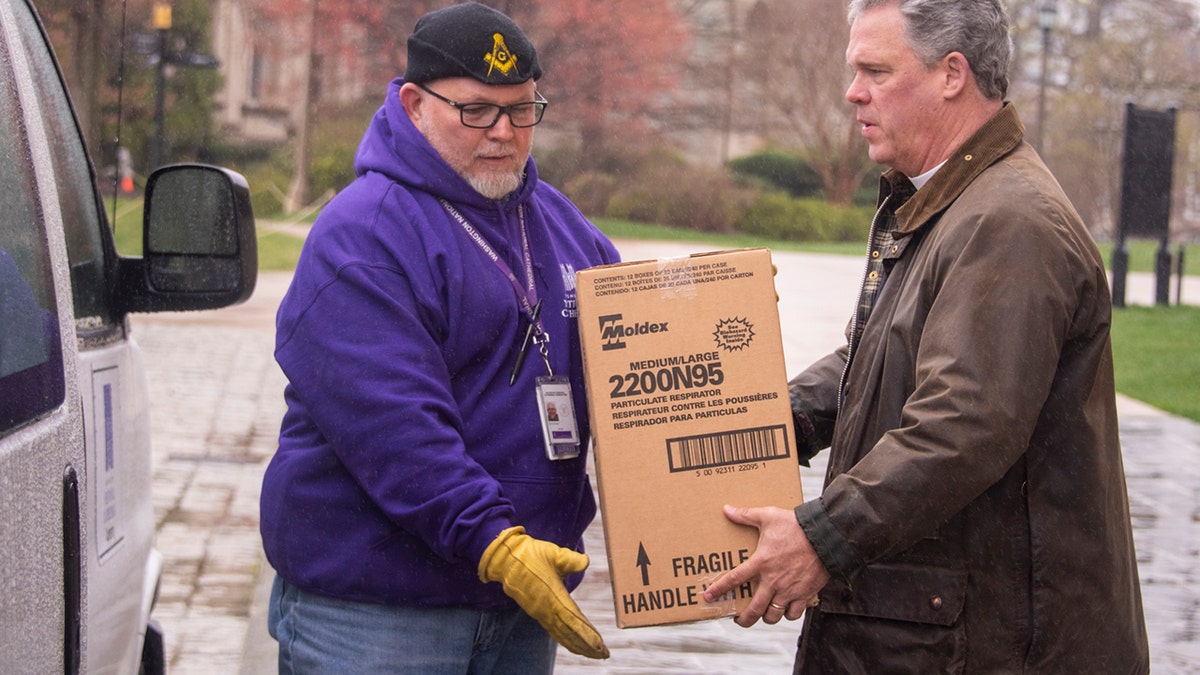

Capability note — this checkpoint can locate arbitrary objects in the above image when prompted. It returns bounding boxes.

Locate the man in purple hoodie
[260,4,619,672]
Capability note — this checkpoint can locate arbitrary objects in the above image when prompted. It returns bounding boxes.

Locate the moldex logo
[598,314,669,351]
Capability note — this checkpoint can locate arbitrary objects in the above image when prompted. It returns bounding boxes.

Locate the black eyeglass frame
[416,83,548,129]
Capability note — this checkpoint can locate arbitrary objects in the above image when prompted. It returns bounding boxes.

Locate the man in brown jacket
[703,0,1150,672]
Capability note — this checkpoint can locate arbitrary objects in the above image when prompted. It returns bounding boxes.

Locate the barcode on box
[667,425,791,472]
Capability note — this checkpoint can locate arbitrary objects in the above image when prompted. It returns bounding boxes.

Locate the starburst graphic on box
[713,317,754,351]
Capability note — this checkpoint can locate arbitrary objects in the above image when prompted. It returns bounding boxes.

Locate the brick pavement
[131,242,1199,674]
[133,272,289,675]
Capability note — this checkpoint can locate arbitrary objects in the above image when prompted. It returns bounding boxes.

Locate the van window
[12,0,115,333]
[0,8,66,434]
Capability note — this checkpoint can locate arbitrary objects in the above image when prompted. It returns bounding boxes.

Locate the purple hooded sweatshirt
[260,79,620,607]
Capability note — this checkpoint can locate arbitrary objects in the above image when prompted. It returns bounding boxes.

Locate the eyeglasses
[417,84,548,129]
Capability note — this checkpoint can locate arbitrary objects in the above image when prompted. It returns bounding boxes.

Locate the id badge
[535,375,581,460]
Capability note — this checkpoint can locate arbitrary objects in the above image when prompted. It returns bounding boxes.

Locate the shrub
[532,144,584,190]
[309,144,357,196]
[242,163,290,219]
[562,171,619,217]
[737,193,873,243]
[729,150,824,198]
[605,159,754,234]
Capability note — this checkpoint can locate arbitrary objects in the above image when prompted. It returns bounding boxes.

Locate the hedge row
[547,147,877,243]
[737,192,875,243]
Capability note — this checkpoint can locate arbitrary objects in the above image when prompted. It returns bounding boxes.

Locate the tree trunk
[66,2,104,160]
[284,0,319,214]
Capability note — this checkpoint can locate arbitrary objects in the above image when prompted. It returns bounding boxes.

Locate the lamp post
[1035,2,1057,153]
[151,2,171,170]
[146,2,217,172]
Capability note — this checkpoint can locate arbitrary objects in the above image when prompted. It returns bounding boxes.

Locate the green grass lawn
[109,199,306,271]
[109,206,1198,421]
[1095,240,1191,275]
[1110,305,1200,421]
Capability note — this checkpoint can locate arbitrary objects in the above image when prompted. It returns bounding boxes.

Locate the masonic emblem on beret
[485,33,517,77]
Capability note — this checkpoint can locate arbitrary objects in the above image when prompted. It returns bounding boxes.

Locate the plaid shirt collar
[853,174,916,341]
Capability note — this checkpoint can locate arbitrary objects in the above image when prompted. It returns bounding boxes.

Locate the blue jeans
[268,576,557,674]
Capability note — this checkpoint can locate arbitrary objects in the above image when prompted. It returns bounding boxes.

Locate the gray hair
[848,0,1012,100]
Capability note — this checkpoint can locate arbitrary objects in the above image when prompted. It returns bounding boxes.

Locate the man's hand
[702,505,831,627]
[478,526,609,659]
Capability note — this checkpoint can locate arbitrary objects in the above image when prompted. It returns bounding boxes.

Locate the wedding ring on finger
[769,602,785,611]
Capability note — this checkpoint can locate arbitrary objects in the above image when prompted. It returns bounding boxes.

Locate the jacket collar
[887,103,1026,236]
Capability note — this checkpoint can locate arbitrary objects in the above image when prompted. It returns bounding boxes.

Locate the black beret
[405,2,542,85]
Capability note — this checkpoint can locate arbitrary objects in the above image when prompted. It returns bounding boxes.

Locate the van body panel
[0,0,257,671]
[0,0,82,667]
[78,338,157,674]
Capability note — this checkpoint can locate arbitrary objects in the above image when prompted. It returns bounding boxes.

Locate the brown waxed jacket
[789,105,1149,673]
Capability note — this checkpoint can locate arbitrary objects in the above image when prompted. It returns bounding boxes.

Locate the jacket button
[929,596,943,610]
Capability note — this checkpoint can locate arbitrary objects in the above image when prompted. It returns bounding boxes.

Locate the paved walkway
[130,239,1200,674]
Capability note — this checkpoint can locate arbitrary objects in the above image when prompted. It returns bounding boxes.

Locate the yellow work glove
[478,526,610,659]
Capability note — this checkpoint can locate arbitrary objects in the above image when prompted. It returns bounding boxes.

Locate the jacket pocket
[820,562,966,625]
[799,564,968,674]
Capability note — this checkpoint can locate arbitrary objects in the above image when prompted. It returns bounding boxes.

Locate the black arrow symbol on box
[636,542,651,586]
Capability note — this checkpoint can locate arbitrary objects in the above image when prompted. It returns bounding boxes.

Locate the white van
[0,0,257,672]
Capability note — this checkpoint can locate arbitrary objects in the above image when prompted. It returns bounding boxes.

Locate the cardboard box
[576,248,803,628]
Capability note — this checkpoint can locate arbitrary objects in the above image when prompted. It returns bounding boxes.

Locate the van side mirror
[118,165,258,313]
